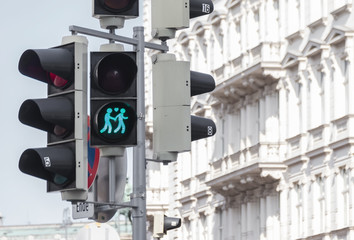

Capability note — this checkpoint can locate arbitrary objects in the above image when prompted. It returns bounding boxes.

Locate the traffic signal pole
[69,25,166,240]
[132,26,147,240]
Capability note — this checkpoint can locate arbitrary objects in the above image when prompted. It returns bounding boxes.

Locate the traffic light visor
[18,97,74,137]
[94,53,137,95]
[19,47,74,89]
[191,115,216,141]
[19,147,75,186]
[190,71,215,96]
[164,216,181,233]
[190,0,214,18]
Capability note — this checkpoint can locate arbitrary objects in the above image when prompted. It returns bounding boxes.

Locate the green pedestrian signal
[95,102,136,142]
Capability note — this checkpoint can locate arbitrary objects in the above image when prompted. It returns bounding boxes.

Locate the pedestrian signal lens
[94,53,137,94]
[95,102,136,141]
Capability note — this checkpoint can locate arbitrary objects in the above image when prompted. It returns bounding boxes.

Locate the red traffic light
[18,46,74,89]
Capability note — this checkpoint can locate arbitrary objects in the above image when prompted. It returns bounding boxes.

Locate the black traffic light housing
[18,37,88,201]
[90,51,138,147]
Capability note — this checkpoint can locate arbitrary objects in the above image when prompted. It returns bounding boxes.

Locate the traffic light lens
[53,174,69,185]
[95,102,136,141]
[95,53,137,94]
[104,0,130,9]
[53,125,69,137]
[49,72,69,88]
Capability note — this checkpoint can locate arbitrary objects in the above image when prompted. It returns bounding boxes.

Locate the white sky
[0,0,142,225]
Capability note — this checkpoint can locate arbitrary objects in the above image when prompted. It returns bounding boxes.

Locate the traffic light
[152,53,216,161]
[153,213,181,238]
[151,0,214,40]
[18,36,88,201]
[90,49,138,147]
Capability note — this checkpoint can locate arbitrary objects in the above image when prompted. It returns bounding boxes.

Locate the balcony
[212,41,283,103]
[206,143,286,197]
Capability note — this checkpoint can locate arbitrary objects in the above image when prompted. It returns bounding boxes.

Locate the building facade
[144,0,354,239]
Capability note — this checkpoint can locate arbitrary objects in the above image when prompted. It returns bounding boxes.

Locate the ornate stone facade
[145,0,354,239]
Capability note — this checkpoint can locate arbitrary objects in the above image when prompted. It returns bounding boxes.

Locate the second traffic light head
[90,51,138,147]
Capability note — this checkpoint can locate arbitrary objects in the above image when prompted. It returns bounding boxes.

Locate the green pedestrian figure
[100,108,116,134]
[114,108,128,134]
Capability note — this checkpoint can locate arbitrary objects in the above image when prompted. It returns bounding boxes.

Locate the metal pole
[132,26,147,240]
[108,156,116,203]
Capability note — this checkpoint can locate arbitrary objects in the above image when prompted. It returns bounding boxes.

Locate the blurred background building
[0,210,132,240]
[144,0,354,239]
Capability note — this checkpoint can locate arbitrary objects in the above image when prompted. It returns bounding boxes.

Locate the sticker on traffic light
[95,101,136,142]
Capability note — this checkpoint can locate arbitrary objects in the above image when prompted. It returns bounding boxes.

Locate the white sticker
[202,3,211,14]
[207,126,214,136]
[44,157,51,167]
[72,202,94,219]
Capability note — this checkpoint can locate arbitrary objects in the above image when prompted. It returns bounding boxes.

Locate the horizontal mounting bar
[84,200,138,209]
[69,25,169,52]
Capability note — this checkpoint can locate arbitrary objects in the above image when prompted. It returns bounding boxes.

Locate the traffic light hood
[18,97,74,137]
[19,147,75,186]
[18,46,74,89]
[190,71,215,96]
[190,0,214,18]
